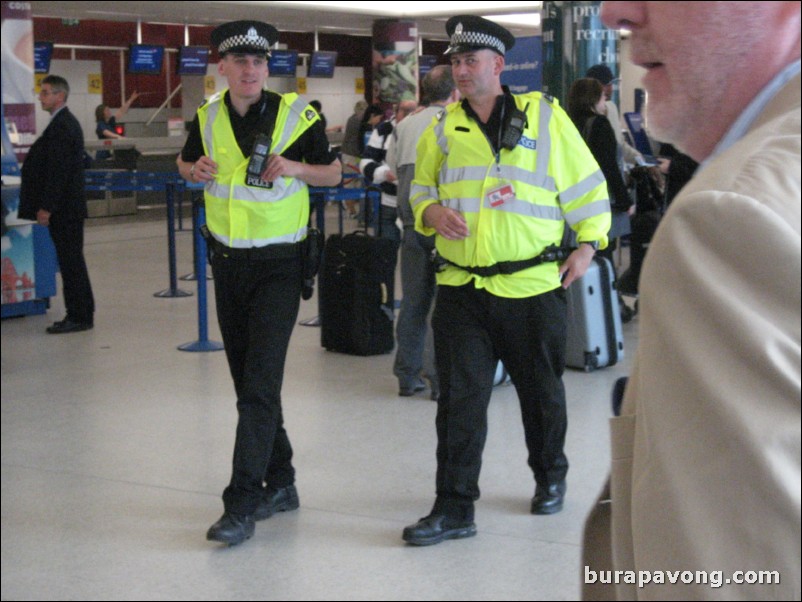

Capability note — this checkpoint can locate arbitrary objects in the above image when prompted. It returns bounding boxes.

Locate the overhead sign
[501,36,543,94]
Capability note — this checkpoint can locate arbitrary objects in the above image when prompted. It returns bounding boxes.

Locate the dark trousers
[431,284,568,520]
[211,252,303,515]
[49,217,94,324]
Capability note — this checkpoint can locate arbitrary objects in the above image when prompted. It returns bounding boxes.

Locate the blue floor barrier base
[177,340,225,352]
[179,272,213,281]
[154,289,193,298]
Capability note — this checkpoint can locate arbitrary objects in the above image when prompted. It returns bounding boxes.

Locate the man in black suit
[19,75,95,333]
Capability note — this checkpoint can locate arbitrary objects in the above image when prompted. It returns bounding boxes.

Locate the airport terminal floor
[1,206,637,600]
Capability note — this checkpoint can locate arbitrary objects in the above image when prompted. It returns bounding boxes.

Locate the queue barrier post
[178,196,224,352]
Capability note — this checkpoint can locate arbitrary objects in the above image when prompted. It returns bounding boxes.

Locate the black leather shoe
[46,319,93,334]
[402,514,477,546]
[620,301,635,324]
[253,484,300,521]
[530,482,567,515]
[206,512,255,545]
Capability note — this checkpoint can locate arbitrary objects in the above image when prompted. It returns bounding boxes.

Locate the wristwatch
[581,240,600,251]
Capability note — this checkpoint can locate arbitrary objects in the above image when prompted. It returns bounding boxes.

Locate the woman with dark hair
[94,90,139,159]
[567,78,634,321]
[358,104,384,156]
[567,78,632,223]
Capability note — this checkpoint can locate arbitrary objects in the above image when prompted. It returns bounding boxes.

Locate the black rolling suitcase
[565,256,624,371]
[320,189,398,355]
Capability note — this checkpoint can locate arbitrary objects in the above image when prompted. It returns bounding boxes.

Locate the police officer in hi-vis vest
[178,20,341,546]
[402,16,611,546]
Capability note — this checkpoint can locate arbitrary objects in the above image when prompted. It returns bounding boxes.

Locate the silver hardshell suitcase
[565,256,624,371]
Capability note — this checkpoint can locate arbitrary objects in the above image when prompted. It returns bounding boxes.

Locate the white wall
[296,66,365,133]
[202,64,365,138]
[39,59,364,144]
[39,59,182,141]
[37,59,102,142]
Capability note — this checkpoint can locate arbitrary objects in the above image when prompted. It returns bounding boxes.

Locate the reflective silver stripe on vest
[433,113,449,156]
[484,198,564,220]
[441,197,482,213]
[534,97,553,187]
[206,176,306,203]
[438,163,557,191]
[203,99,222,161]
[562,198,611,226]
[273,96,310,153]
[558,169,606,206]
[440,195,566,221]
[210,224,308,248]
[411,184,440,208]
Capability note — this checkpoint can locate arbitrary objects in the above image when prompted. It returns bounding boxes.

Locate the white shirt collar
[49,105,67,120]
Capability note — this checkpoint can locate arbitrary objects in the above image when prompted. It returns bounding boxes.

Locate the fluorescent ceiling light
[269,1,541,16]
[484,13,540,28]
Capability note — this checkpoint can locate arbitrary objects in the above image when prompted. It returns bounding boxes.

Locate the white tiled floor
[1,208,637,601]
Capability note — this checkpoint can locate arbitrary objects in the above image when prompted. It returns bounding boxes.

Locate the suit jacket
[19,106,87,222]
[584,73,801,600]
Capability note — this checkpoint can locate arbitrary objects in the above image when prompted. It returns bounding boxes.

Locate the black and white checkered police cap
[211,20,278,58]
[444,15,516,56]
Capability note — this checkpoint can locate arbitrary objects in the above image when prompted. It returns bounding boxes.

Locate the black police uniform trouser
[49,216,95,324]
[211,251,303,516]
[431,283,569,521]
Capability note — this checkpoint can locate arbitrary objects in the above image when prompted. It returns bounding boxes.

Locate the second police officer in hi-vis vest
[403,16,611,546]
[178,20,340,546]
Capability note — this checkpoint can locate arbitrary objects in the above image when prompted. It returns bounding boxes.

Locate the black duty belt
[207,237,301,261]
[432,245,572,278]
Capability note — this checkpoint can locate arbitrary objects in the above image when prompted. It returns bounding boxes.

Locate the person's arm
[114,91,140,120]
[360,123,396,185]
[589,116,632,212]
[99,123,122,140]
[606,101,642,165]
[261,155,341,187]
[261,117,341,187]
[39,115,80,220]
[177,115,217,183]
[552,105,611,287]
[177,154,218,184]
[411,118,468,239]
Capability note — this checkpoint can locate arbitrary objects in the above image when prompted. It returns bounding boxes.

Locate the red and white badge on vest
[486,182,516,207]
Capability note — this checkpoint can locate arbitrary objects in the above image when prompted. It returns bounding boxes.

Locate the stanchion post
[154,181,192,298]
[180,190,213,281]
[177,187,185,231]
[178,198,224,352]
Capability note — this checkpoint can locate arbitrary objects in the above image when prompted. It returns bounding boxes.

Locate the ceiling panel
[30,1,541,40]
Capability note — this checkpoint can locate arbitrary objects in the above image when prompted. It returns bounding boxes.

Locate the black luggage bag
[320,189,398,355]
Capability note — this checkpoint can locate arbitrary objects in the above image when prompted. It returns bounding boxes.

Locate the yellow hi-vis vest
[411,92,611,298]
[198,90,319,248]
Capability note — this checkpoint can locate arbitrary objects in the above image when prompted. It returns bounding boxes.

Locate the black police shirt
[181,90,336,166]
[461,87,518,155]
